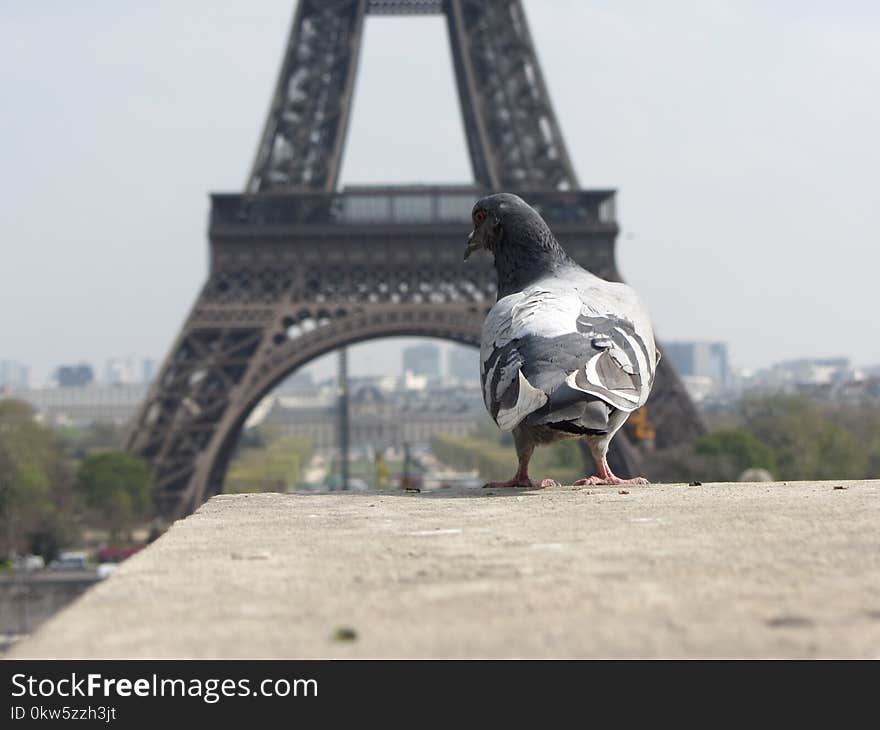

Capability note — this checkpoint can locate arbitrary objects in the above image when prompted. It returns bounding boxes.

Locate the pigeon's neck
[494,229,575,298]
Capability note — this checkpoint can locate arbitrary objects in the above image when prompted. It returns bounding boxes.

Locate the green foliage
[0,399,78,559]
[431,430,587,485]
[235,425,274,452]
[55,422,125,460]
[696,428,776,477]
[739,395,867,480]
[374,451,390,489]
[434,393,880,485]
[532,439,585,484]
[648,394,876,483]
[76,451,153,542]
[827,404,880,478]
[224,432,313,493]
[431,433,516,481]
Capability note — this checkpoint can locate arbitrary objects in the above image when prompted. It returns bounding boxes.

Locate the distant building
[402,371,428,391]
[142,358,156,384]
[55,363,95,387]
[276,370,315,394]
[665,342,730,389]
[402,344,440,379]
[257,379,484,451]
[105,357,136,385]
[734,360,880,406]
[447,345,478,384]
[3,383,148,426]
[0,360,29,390]
[745,357,854,391]
[103,356,159,385]
[773,357,851,385]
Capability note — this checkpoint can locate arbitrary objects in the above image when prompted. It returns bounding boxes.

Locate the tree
[75,451,153,542]
[55,422,126,460]
[0,400,77,559]
[695,428,777,479]
[825,403,880,479]
[224,434,313,493]
[431,431,589,485]
[740,395,867,480]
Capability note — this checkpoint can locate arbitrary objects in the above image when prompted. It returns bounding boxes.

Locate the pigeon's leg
[573,436,649,486]
[483,427,559,489]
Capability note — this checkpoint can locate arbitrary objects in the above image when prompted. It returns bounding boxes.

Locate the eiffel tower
[127,0,703,518]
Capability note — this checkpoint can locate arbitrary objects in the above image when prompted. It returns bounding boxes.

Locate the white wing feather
[480,267,658,431]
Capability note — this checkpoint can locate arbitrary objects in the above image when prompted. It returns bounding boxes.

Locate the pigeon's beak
[464,230,480,261]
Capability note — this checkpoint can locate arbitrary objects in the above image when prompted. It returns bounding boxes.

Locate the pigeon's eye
[473,210,486,226]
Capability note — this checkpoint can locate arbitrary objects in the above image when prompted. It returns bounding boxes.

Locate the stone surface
[10,480,880,658]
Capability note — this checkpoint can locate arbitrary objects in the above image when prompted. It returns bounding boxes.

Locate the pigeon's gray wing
[480,270,658,432]
[480,291,549,431]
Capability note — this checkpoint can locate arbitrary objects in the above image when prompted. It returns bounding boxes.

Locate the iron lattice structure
[127,0,703,517]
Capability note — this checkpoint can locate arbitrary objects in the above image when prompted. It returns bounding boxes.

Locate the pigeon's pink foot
[574,475,649,486]
[573,456,649,486]
[483,477,559,489]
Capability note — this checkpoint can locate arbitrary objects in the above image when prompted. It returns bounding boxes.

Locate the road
[9,480,880,658]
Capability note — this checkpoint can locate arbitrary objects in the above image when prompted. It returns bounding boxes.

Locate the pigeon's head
[463,193,550,261]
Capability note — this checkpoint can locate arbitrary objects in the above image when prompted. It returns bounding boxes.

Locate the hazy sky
[2,1,879,384]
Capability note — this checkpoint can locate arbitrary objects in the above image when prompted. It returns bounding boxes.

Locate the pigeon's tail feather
[545,421,607,437]
[524,389,611,434]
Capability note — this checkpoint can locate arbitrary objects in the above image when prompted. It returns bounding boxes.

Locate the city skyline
[3,2,879,383]
[2,339,479,387]
[4,337,876,393]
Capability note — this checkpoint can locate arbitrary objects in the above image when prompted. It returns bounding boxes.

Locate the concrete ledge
[10,480,880,658]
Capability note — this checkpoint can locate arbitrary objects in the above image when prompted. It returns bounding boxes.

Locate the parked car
[97,563,119,579]
[96,546,143,564]
[14,554,45,572]
[48,551,89,571]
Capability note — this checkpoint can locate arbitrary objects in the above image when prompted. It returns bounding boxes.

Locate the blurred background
[1,1,878,649]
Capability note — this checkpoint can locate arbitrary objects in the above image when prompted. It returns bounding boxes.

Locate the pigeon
[464,193,659,488]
